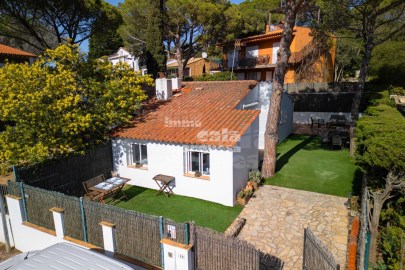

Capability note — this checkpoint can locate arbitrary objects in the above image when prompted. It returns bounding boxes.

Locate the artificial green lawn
[265,134,358,197]
[115,186,242,232]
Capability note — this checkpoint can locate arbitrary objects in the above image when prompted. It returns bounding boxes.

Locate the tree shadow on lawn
[122,185,148,200]
[275,136,316,172]
[258,134,312,171]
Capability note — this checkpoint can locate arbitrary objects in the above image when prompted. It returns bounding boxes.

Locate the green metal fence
[6,181,187,268]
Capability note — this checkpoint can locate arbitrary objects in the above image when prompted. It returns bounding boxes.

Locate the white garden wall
[237,82,293,149]
[4,196,150,270]
[233,117,259,197]
[257,82,293,149]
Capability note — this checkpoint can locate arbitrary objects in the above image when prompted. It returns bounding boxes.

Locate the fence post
[302,227,307,270]
[159,216,165,269]
[184,222,189,245]
[99,221,116,257]
[364,231,371,270]
[50,207,65,239]
[79,197,88,242]
[12,166,18,182]
[19,182,28,222]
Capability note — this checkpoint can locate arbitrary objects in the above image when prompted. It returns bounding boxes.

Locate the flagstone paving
[236,186,349,269]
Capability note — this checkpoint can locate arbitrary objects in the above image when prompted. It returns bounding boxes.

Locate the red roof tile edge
[0,44,36,57]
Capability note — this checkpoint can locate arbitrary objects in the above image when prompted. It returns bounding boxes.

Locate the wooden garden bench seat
[83,175,105,200]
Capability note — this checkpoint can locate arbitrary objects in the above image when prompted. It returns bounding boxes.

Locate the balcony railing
[225,51,305,69]
[236,54,276,68]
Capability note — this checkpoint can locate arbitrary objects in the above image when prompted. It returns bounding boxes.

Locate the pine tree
[145,0,166,78]
[88,3,123,60]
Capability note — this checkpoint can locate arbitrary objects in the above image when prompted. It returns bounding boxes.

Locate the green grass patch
[115,186,242,232]
[265,134,358,197]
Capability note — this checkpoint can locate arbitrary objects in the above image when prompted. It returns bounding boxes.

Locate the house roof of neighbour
[0,44,36,58]
[167,57,212,68]
[107,47,133,59]
[112,81,260,147]
[219,25,308,47]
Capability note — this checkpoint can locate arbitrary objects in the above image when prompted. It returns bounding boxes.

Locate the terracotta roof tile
[0,44,36,58]
[113,81,260,147]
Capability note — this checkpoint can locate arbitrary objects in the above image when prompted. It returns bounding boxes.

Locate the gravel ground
[0,243,21,263]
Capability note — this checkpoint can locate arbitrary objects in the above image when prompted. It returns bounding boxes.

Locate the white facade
[108,48,141,72]
[112,118,259,207]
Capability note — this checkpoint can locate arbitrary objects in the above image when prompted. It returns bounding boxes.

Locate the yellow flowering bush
[0,44,153,166]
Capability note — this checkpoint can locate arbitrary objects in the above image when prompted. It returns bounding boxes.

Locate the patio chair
[319,131,330,145]
[331,135,343,150]
[311,117,315,128]
[83,174,105,200]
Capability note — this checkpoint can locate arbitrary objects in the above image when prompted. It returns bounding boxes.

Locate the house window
[131,143,148,165]
[246,72,258,80]
[246,45,258,59]
[227,50,238,68]
[186,151,210,175]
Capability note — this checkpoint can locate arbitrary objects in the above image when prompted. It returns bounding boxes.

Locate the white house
[107,47,146,74]
[112,80,293,206]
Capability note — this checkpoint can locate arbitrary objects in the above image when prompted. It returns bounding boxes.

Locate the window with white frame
[185,151,210,176]
[131,143,148,166]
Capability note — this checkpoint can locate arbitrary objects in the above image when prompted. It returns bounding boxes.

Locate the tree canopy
[356,89,405,176]
[88,3,124,60]
[369,41,405,87]
[0,0,118,52]
[145,0,166,78]
[356,87,405,265]
[0,44,153,166]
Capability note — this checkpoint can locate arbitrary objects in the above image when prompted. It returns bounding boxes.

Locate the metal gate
[303,227,340,270]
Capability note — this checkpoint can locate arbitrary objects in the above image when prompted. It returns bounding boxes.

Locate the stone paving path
[237,186,349,269]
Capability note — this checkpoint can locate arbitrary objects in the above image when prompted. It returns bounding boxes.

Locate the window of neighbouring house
[227,50,238,68]
[246,45,259,59]
[186,151,210,176]
[131,143,148,166]
[246,72,259,80]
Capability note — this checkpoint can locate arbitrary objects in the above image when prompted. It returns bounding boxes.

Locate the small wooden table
[90,177,129,203]
[153,174,175,197]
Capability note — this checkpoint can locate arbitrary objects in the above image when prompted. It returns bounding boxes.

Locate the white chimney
[171,78,182,90]
[156,78,173,100]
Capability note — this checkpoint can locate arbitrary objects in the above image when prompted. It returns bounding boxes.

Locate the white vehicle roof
[0,242,134,270]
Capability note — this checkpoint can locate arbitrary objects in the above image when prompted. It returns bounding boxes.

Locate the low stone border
[224,217,246,237]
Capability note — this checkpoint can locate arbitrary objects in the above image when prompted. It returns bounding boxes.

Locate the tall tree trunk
[367,171,399,264]
[369,195,383,264]
[350,37,374,156]
[176,44,183,79]
[261,4,296,178]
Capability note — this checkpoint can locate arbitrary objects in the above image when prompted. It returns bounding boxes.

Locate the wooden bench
[83,175,105,200]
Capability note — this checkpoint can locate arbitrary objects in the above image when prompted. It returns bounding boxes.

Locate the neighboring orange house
[167,57,220,78]
[220,22,336,83]
[0,44,36,67]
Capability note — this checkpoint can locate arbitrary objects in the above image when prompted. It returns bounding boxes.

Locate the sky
[81,0,245,52]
